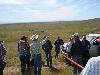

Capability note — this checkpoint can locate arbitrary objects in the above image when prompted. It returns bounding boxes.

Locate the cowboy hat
[30,34,38,40]
[72,33,79,36]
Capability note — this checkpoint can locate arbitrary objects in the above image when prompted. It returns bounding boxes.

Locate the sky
[0,0,100,24]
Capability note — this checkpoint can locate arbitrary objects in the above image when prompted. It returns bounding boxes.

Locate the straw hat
[30,34,38,40]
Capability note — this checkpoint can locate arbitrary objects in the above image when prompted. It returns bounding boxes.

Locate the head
[72,33,78,37]
[70,38,73,42]
[43,35,46,39]
[72,33,79,42]
[0,41,4,44]
[58,36,60,39]
[83,36,86,40]
[30,34,38,41]
[20,36,27,41]
[74,35,80,42]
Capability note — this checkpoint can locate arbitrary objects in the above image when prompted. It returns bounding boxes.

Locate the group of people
[17,34,64,75]
[1,33,100,75]
[64,33,91,75]
[0,34,64,75]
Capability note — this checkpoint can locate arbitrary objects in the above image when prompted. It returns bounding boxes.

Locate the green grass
[0,23,100,75]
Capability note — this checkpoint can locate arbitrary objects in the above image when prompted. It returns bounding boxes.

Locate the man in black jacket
[70,35,85,74]
[54,36,64,58]
[43,36,53,68]
[81,36,91,66]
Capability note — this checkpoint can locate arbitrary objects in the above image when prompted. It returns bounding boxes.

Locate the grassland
[0,22,100,75]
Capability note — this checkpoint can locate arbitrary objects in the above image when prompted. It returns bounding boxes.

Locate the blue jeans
[71,55,82,74]
[19,55,28,72]
[33,54,42,75]
[45,51,52,67]
[0,62,4,75]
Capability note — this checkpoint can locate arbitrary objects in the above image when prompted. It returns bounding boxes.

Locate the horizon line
[0,18,100,25]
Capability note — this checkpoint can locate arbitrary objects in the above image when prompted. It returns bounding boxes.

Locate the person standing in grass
[18,36,30,75]
[42,36,53,68]
[54,36,64,58]
[30,34,47,75]
[70,35,85,74]
[81,36,91,66]
[0,41,6,75]
[65,38,74,66]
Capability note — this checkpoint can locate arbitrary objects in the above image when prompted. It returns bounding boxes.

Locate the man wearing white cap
[30,34,47,75]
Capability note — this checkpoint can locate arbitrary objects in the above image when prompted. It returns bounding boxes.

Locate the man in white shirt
[80,56,100,75]
[66,38,73,66]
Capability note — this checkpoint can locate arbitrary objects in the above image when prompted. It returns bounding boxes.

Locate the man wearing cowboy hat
[30,34,47,75]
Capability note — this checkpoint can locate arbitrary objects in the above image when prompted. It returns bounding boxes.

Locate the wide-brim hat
[72,33,79,37]
[30,34,38,40]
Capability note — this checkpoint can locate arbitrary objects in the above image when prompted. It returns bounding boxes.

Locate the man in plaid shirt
[30,34,48,75]
[80,56,100,75]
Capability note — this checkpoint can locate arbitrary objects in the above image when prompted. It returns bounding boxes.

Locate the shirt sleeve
[41,37,48,45]
[80,58,95,75]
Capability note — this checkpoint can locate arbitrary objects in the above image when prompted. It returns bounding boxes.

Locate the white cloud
[0,0,29,4]
[30,5,77,21]
[1,2,77,21]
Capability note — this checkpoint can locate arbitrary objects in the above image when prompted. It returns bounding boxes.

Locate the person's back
[54,36,64,58]
[70,35,85,74]
[18,36,31,75]
[54,39,64,47]
[81,36,91,66]
[43,39,53,67]
[30,40,41,56]
[30,34,48,75]
[18,40,28,55]
[80,56,100,75]
[44,40,52,52]
[81,36,91,50]
[70,40,84,55]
